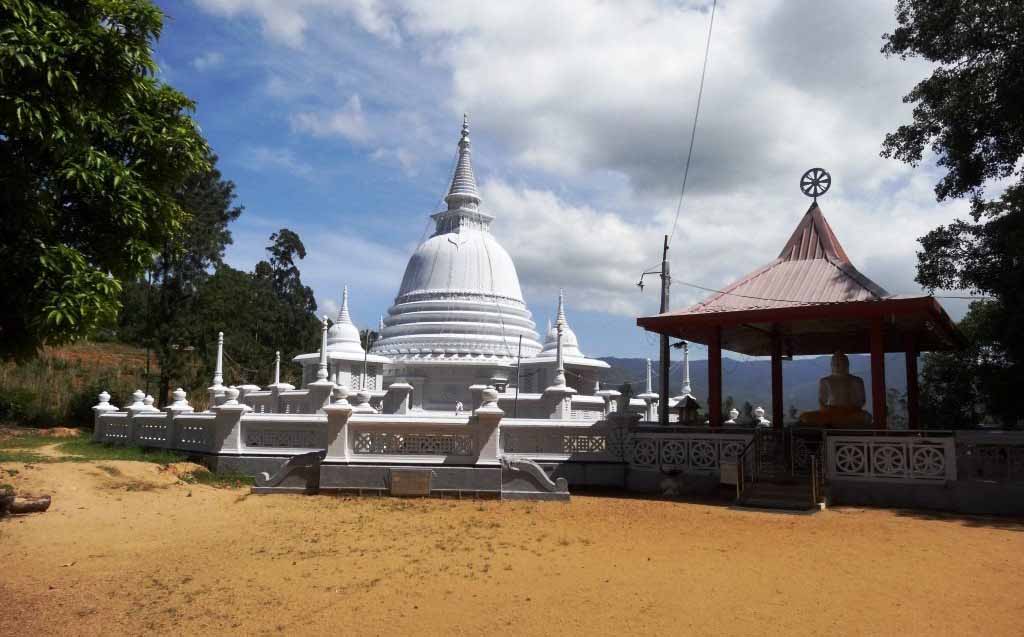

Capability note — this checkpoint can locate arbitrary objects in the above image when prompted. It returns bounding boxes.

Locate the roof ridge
[779,202,851,263]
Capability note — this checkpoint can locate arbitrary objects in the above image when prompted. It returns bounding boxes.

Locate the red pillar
[771,330,784,430]
[905,333,920,430]
[870,319,887,429]
[708,327,722,427]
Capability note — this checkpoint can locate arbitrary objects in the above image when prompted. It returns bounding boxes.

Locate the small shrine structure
[637,169,964,430]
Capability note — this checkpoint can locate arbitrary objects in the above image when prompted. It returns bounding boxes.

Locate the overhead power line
[668,0,717,246]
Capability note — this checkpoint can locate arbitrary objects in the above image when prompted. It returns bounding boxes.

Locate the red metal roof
[636,201,964,355]
[685,202,889,314]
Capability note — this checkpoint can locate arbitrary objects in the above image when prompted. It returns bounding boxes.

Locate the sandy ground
[1,459,1023,637]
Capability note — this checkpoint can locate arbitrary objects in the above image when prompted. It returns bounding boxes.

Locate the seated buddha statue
[798,352,872,428]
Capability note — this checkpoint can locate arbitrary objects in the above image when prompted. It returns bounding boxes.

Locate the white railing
[278,390,313,414]
[100,413,131,442]
[627,431,752,473]
[827,435,957,482]
[133,414,170,446]
[244,391,276,414]
[173,414,218,453]
[500,420,625,462]
[347,416,483,463]
[241,415,325,452]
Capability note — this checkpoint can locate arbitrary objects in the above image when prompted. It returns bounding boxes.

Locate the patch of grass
[0,450,48,464]
[96,464,123,477]
[181,470,254,488]
[56,437,186,464]
[0,434,61,449]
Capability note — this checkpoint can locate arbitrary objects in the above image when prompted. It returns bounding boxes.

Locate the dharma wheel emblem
[800,167,831,201]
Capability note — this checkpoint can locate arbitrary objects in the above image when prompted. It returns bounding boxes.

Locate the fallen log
[9,495,51,514]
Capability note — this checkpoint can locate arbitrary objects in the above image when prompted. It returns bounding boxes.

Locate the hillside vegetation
[0,342,152,428]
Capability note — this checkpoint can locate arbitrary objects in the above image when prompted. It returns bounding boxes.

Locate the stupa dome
[539,292,584,359]
[326,286,364,356]
[372,116,542,362]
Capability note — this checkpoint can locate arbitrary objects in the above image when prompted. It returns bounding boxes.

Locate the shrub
[0,388,39,422]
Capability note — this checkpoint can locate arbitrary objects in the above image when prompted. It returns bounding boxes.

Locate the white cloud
[197,0,976,329]
[244,146,314,178]
[191,50,224,71]
[291,95,371,143]
[191,0,400,48]
[371,146,418,175]
[484,180,664,316]
[319,297,340,320]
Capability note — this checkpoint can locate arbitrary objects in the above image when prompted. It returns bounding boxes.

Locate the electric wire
[668,0,717,247]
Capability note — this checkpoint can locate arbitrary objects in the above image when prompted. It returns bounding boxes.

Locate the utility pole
[658,235,671,426]
[638,235,673,426]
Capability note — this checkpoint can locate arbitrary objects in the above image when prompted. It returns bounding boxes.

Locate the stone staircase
[737,478,817,511]
[735,432,823,512]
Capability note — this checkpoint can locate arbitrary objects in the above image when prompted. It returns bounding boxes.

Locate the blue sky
[151,0,972,362]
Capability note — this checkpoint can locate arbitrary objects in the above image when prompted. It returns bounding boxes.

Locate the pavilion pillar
[870,318,887,429]
[770,330,784,430]
[905,333,920,430]
[708,327,722,427]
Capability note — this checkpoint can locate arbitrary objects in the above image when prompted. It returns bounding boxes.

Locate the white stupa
[372,116,543,409]
[517,290,609,394]
[294,287,390,391]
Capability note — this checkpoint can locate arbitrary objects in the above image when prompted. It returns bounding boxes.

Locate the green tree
[189,231,320,388]
[919,302,1006,428]
[882,0,1024,426]
[0,0,210,359]
[118,155,243,403]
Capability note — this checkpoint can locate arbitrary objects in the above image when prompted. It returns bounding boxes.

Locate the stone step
[737,481,819,511]
[738,495,819,511]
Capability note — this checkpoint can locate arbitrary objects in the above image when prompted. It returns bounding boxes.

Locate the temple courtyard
[1,454,1022,636]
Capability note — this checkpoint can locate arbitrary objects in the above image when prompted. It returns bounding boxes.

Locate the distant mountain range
[598,354,910,416]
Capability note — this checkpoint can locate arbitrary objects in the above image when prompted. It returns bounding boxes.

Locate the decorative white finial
[213,331,224,386]
[338,286,351,324]
[645,358,653,394]
[443,114,481,211]
[129,390,146,410]
[553,306,566,388]
[556,289,567,328]
[274,350,281,385]
[681,341,692,395]
[378,315,384,332]
[316,315,329,382]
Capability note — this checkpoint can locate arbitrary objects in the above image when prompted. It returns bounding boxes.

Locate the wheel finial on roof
[800,168,831,201]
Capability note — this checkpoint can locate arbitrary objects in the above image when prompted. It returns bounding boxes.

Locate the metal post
[659,235,671,426]
[514,335,523,418]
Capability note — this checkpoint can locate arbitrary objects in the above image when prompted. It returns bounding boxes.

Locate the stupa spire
[555,289,567,328]
[338,286,352,325]
[681,341,692,395]
[444,113,482,211]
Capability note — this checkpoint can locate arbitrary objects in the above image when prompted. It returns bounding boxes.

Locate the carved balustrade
[500,420,626,462]
[827,433,957,482]
[626,430,753,474]
[956,431,1024,484]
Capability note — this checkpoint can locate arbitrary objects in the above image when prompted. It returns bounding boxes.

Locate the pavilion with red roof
[637,200,964,430]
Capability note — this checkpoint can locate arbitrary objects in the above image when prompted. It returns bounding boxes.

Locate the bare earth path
[1,460,1022,636]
